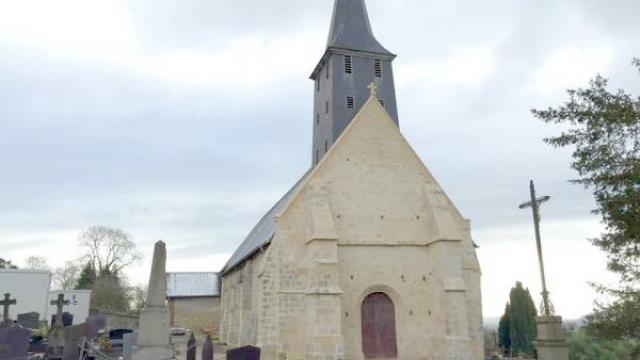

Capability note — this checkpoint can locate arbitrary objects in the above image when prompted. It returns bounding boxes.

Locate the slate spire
[326,0,392,55]
[310,0,398,166]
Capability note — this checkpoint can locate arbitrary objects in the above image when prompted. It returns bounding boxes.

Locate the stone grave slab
[186,333,196,360]
[84,315,107,339]
[16,312,39,330]
[0,325,31,360]
[202,335,214,360]
[122,332,138,360]
[61,323,88,360]
[226,345,260,360]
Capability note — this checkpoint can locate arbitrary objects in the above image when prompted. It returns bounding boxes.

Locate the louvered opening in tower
[344,55,353,74]
[374,59,383,77]
[346,96,355,109]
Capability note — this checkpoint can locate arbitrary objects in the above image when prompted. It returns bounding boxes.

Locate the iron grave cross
[519,180,554,316]
[1,293,17,325]
[50,294,70,328]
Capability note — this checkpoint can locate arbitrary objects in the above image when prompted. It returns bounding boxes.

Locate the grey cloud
[1,0,638,262]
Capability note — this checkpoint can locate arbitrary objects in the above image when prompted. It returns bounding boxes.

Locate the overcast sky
[1,0,639,319]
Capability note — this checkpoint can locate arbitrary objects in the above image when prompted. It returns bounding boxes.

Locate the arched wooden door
[361,292,398,359]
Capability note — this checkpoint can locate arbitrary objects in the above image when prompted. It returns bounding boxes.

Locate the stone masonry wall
[169,297,220,337]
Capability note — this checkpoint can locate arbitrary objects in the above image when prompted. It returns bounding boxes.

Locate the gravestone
[51,312,74,327]
[0,325,31,360]
[122,332,138,360]
[186,333,196,360]
[16,312,39,330]
[226,345,260,360]
[85,315,107,339]
[0,294,17,327]
[61,323,89,360]
[47,293,70,359]
[202,335,214,360]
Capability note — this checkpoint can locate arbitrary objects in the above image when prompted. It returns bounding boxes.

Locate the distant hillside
[483,315,587,331]
[483,317,500,331]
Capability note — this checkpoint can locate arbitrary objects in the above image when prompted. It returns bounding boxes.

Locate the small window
[346,96,354,109]
[316,113,320,126]
[378,98,385,107]
[374,59,383,78]
[316,149,319,164]
[326,65,330,79]
[325,101,329,114]
[317,78,320,92]
[344,55,353,74]
[324,141,329,153]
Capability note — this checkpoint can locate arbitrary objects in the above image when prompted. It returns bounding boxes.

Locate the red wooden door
[361,292,398,359]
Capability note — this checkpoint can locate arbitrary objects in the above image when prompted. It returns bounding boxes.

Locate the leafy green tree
[75,263,97,290]
[532,58,640,352]
[0,258,18,269]
[569,327,635,360]
[509,282,537,355]
[498,303,512,351]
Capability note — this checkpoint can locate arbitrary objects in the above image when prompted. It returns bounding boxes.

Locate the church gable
[279,94,468,246]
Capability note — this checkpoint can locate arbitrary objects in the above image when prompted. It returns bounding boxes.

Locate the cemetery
[0,241,242,360]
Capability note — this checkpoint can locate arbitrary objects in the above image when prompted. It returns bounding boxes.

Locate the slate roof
[221,171,311,275]
[166,272,219,298]
[326,0,392,55]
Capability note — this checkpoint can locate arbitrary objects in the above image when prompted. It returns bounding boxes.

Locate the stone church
[219,0,483,359]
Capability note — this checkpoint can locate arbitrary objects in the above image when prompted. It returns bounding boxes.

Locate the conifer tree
[509,282,538,355]
[498,303,512,351]
[75,263,97,290]
[498,282,538,355]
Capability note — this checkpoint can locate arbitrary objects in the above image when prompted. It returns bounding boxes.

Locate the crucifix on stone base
[50,294,70,329]
[518,180,554,316]
[1,293,17,325]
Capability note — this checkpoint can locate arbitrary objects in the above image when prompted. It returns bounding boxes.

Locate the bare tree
[79,226,142,275]
[53,261,80,290]
[129,285,147,315]
[25,256,50,271]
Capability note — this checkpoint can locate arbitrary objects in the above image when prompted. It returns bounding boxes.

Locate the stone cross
[518,180,553,316]
[0,293,17,325]
[367,82,378,97]
[50,294,70,328]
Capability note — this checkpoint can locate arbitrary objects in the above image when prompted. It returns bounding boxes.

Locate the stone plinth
[533,316,569,360]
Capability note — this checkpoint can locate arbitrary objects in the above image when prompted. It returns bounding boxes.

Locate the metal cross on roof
[367,82,378,97]
[50,294,70,328]
[519,180,554,316]
[1,293,17,325]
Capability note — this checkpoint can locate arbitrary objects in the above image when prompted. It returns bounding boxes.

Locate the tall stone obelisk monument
[133,241,175,360]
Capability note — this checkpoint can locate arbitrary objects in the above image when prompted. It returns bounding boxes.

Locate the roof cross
[1,293,17,325]
[367,82,378,97]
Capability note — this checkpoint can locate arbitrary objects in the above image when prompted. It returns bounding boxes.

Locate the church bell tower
[310,0,399,165]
